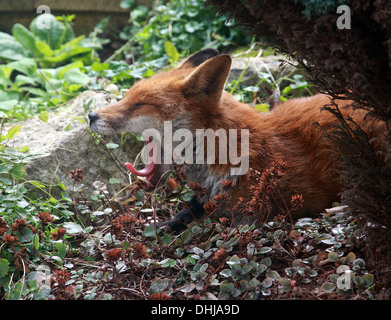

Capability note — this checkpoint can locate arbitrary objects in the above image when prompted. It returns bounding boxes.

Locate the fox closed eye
[127,103,160,116]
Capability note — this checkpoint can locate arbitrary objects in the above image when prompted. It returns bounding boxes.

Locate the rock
[4,90,143,200]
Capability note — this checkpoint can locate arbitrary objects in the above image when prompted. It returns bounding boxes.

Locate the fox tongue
[125,139,156,180]
[125,161,156,177]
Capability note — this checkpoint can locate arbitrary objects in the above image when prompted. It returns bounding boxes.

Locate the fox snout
[88,112,99,126]
[88,111,107,134]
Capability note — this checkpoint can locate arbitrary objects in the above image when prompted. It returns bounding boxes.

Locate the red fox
[89,49,386,232]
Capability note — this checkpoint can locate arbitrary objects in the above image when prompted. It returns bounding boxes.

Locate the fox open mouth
[125,139,157,183]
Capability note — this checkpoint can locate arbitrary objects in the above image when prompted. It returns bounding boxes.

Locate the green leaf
[0,31,16,41]
[353,258,365,269]
[7,58,37,75]
[57,180,66,191]
[249,278,261,287]
[12,23,41,58]
[63,222,84,234]
[55,242,67,259]
[19,227,34,242]
[63,68,90,86]
[282,86,292,95]
[40,51,72,67]
[341,252,356,264]
[0,259,10,278]
[144,225,159,237]
[258,263,267,274]
[162,233,172,245]
[15,74,38,86]
[0,100,18,112]
[0,38,28,61]
[91,62,110,72]
[30,14,67,50]
[24,87,50,100]
[109,177,121,184]
[321,282,336,293]
[362,274,374,288]
[35,40,54,57]
[38,111,49,122]
[254,104,269,112]
[32,233,40,250]
[164,41,179,63]
[328,251,339,262]
[0,65,13,80]
[262,277,273,289]
[4,125,23,140]
[259,247,272,254]
[265,271,280,279]
[9,164,26,179]
[220,269,232,277]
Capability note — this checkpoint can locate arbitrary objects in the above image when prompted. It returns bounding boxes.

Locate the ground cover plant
[0,1,384,300]
[0,164,376,300]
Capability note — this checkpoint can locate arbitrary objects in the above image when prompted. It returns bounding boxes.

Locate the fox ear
[180,48,220,68]
[183,54,231,101]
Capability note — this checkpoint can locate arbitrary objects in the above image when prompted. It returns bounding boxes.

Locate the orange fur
[90,50,386,221]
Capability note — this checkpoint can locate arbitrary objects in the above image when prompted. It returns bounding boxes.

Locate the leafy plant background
[0,0,379,300]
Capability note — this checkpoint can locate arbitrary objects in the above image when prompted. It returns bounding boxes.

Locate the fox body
[89,49,385,231]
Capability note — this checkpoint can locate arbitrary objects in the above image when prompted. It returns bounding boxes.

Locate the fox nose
[88,112,99,124]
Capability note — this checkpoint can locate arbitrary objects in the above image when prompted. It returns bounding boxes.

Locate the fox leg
[156,196,205,233]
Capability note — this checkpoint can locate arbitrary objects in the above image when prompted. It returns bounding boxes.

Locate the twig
[119,287,144,298]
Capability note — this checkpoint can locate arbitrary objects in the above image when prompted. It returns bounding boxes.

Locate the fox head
[89,49,236,186]
[88,49,231,135]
